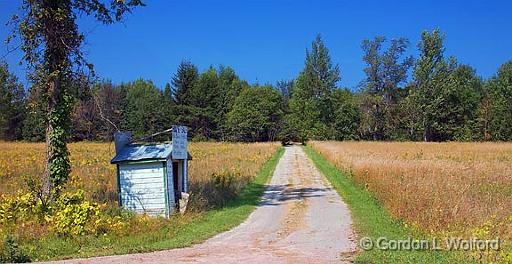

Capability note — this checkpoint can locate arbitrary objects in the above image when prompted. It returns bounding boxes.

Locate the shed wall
[119,162,167,216]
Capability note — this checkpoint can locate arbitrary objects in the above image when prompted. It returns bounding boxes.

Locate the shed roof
[111,143,191,164]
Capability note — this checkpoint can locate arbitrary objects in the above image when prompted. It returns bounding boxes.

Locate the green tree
[121,79,168,138]
[488,61,512,140]
[276,79,294,104]
[22,86,46,142]
[0,63,25,140]
[410,30,453,141]
[186,67,219,139]
[215,66,248,139]
[172,60,198,105]
[181,66,247,140]
[439,65,482,141]
[359,36,413,140]
[409,30,482,141]
[288,34,340,141]
[226,85,284,142]
[9,0,143,200]
[331,89,360,140]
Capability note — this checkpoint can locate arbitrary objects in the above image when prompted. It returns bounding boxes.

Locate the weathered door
[173,161,181,203]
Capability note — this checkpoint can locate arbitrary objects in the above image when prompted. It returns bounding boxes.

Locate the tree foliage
[359,36,413,140]
[0,63,25,140]
[226,86,284,142]
[288,34,340,141]
[9,0,144,200]
[2,27,512,147]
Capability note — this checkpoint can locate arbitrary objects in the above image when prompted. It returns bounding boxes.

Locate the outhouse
[111,126,191,217]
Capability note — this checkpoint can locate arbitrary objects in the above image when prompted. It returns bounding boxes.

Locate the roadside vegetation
[0,142,281,262]
[306,142,512,263]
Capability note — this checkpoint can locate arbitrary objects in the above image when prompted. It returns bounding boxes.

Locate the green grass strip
[303,146,467,264]
[29,147,285,261]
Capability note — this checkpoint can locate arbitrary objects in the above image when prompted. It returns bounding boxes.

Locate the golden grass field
[311,141,512,240]
[0,141,280,210]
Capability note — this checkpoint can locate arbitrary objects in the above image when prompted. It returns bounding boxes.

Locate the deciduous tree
[8,0,144,200]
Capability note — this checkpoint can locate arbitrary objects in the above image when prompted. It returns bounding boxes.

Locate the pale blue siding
[119,162,167,216]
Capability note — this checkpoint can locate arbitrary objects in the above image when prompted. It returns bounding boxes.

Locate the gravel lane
[46,145,357,264]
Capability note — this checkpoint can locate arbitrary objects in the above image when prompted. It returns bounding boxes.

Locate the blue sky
[0,0,511,90]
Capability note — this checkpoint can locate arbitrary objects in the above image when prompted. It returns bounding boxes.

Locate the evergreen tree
[489,61,512,140]
[172,60,198,105]
[121,79,168,138]
[288,34,340,141]
[0,63,25,140]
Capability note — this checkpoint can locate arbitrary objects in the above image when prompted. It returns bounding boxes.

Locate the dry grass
[0,141,279,209]
[311,141,512,239]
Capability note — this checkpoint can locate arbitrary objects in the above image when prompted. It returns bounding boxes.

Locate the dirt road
[50,145,357,263]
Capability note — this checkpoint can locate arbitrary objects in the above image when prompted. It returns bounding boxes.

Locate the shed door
[119,162,166,216]
[173,161,181,202]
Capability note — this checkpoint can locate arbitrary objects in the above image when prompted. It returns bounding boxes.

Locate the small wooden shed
[111,126,191,217]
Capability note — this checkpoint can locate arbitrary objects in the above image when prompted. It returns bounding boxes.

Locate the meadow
[310,141,512,241]
[0,141,279,208]
[0,141,280,261]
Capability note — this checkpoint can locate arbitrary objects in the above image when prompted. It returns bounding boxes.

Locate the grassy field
[309,141,512,263]
[304,146,466,263]
[0,141,281,261]
[0,141,279,208]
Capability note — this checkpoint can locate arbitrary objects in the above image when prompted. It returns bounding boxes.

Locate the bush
[0,192,35,225]
[0,235,30,263]
[47,190,100,236]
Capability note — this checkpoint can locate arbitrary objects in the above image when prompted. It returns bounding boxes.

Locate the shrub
[0,192,35,225]
[0,235,30,263]
[47,190,100,236]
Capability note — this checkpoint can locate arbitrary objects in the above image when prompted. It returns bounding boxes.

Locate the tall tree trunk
[41,1,71,201]
[42,77,60,200]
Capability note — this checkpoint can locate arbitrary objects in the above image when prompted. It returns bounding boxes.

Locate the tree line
[1,29,511,143]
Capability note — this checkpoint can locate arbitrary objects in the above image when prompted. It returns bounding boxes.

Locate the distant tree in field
[438,65,482,141]
[22,86,46,141]
[408,30,484,141]
[226,85,284,142]
[359,36,413,140]
[409,30,453,141]
[121,79,169,138]
[172,60,198,105]
[289,34,340,142]
[331,88,360,140]
[185,67,219,140]
[71,81,125,141]
[8,0,144,200]
[180,66,248,140]
[0,63,25,140]
[276,79,294,104]
[215,66,249,139]
[488,61,512,140]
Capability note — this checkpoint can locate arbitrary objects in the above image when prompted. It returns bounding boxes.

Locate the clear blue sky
[0,0,511,90]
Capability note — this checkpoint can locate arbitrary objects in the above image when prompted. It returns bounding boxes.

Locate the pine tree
[288,34,340,141]
[172,60,198,105]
